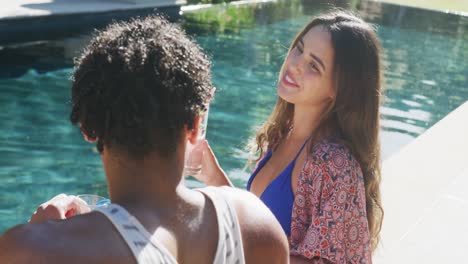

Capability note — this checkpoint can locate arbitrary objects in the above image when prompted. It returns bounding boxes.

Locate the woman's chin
[277,85,297,104]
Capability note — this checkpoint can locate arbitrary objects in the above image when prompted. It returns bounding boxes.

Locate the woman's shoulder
[305,137,363,181]
[310,137,358,164]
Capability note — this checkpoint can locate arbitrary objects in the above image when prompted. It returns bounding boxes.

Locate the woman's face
[277,25,335,108]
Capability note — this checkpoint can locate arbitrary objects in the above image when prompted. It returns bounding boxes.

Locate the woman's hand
[29,194,90,224]
[193,140,233,187]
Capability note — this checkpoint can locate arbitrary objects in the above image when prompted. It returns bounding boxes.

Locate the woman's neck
[290,104,324,141]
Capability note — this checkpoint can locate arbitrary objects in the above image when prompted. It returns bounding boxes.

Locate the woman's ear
[186,116,202,145]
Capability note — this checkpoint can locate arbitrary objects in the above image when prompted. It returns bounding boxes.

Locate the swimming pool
[0,0,467,232]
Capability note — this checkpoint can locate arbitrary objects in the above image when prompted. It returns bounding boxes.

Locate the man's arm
[0,194,89,263]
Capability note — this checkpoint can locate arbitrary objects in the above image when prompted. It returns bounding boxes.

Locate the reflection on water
[0,0,467,232]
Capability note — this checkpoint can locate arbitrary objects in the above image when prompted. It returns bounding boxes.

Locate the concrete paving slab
[0,0,186,45]
[1,0,186,20]
[382,194,468,263]
[374,101,468,263]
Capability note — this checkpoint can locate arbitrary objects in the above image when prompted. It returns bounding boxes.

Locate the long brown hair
[250,10,384,251]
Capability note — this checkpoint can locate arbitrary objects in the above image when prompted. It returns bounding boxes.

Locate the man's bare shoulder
[0,213,131,264]
[215,187,290,264]
[0,220,64,263]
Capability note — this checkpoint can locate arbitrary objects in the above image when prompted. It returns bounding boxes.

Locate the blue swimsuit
[246,140,308,237]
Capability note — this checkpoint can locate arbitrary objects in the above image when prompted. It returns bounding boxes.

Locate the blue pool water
[0,0,467,232]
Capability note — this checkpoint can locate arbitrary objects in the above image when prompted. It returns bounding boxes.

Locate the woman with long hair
[197,10,384,263]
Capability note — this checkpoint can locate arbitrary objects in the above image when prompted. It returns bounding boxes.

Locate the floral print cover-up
[289,139,373,263]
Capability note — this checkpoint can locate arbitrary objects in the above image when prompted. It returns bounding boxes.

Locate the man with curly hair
[0,16,288,264]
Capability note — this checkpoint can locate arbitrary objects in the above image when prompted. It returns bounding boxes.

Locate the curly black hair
[70,15,213,157]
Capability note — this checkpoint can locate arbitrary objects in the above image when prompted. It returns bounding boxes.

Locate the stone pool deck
[374,100,468,263]
[371,0,468,16]
[0,0,186,45]
[1,0,186,20]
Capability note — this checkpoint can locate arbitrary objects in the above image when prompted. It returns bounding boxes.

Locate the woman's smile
[281,71,299,88]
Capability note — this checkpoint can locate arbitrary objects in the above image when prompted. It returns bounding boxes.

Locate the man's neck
[101,147,185,209]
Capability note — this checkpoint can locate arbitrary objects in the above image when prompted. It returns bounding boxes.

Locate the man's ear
[79,123,97,143]
[186,116,202,145]
[81,131,97,143]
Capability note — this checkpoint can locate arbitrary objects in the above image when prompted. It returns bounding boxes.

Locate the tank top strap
[197,186,246,264]
[94,204,178,264]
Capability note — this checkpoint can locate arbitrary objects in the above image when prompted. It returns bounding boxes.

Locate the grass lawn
[372,0,468,14]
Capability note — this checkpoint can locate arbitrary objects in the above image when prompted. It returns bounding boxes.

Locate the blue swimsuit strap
[290,138,310,166]
[247,137,311,190]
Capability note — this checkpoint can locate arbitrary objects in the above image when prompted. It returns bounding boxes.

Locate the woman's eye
[295,45,303,54]
[309,63,318,71]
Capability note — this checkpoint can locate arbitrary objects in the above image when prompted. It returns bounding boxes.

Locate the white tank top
[95,186,245,264]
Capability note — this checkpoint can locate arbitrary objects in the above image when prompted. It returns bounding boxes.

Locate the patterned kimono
[289,139,373,263]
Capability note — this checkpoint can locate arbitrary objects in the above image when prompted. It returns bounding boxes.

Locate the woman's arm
[290,255,312,264]
[195,140,233,187]
[290,255,333,264]
[289,142,372,263]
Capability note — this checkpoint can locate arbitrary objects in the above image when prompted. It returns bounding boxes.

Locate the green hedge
[183,0,304,34]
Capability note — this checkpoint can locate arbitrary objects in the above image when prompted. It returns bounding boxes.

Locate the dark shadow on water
[0,41,70,78]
